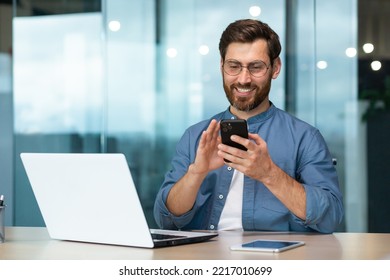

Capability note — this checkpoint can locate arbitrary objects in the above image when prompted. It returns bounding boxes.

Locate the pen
[0,195,4,206]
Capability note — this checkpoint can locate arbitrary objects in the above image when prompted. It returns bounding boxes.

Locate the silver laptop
[20,153,217,248]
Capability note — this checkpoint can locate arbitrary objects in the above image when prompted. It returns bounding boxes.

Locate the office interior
[0,0,389,233]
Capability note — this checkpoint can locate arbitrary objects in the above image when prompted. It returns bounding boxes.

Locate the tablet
[230,239,305,253]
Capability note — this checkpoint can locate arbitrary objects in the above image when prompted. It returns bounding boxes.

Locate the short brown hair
[219,19,281,64]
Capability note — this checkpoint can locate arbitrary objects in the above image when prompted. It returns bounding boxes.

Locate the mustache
[231,82,254,88]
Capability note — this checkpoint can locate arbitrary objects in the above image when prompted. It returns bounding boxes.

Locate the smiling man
[153,19,344,233]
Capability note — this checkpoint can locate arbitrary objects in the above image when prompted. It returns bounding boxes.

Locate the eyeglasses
[223,59,270,78]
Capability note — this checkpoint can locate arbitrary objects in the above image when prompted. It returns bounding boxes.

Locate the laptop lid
[20,153,217,248]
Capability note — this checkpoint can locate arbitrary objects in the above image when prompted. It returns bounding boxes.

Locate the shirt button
[227,166,232,171]
[219,194,224,199]
[210,225,215,230]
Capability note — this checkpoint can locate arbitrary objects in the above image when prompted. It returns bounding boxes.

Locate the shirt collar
[221,102,276,125]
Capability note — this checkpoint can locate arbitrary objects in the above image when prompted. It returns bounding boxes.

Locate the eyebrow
[225,59,268,65]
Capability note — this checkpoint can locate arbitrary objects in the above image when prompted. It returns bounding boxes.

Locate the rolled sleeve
[153,180,198,229]
[297,131,344,233]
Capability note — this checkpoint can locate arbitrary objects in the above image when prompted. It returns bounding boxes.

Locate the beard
[222,75,272,112]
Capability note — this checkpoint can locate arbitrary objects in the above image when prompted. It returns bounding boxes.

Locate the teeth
[237,87,252,92]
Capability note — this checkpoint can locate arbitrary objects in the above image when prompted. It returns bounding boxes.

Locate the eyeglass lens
[224,60,268,77]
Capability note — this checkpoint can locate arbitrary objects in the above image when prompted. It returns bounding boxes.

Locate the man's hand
[217,133,273,181]
[166,119,225,216]
[189,119,225,175]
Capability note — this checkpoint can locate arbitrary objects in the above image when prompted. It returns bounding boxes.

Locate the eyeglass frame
[222,59,271,78]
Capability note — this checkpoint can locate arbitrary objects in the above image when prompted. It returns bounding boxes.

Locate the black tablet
[230,239,305,253]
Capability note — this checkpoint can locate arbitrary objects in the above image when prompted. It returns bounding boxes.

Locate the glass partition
[314,0,359,232]
[13,12,103,225]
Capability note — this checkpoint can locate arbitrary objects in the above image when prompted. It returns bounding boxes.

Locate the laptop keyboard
[151,233,185,241]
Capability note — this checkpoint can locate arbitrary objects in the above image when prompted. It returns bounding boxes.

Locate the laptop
[20,153,218,248]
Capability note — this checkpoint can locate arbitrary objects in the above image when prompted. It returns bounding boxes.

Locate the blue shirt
[154,104,344,233]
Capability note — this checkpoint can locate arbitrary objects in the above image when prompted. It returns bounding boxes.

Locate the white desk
[1,227,390,260]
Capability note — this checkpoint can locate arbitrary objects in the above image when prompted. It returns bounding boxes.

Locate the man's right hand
[166,119,224,216]
[189,119,225,175]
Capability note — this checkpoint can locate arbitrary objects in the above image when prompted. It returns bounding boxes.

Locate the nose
[237,67,252,84]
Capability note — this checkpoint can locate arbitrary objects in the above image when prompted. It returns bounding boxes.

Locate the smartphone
[220,119,248,151]
[230,239,305,253]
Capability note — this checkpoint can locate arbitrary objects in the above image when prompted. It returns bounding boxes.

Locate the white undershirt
[218,169,244,231]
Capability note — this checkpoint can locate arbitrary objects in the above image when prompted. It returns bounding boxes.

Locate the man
[153,19,344,233]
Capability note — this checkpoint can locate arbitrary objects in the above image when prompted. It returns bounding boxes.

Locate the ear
[271,57,282,79]
[220,57,224,72]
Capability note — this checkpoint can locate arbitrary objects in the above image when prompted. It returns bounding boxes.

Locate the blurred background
[0,0,389,232]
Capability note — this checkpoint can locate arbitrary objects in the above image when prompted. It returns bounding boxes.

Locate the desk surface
[1,227,390,260]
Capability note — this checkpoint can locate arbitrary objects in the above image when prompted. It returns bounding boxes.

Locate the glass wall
[292,0,360,232]
[13,12,104,225]
[11,0,361,231]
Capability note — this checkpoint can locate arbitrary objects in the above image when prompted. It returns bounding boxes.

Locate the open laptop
[20,153,218,248]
